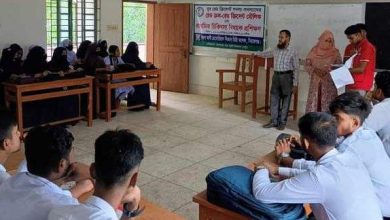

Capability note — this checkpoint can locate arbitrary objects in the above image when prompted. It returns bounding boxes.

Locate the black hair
[23,46,48,75]
[24,126,74,177]
[48,47,70,72]
[344,25,360,35]
[280,30,291,38]
[355,23,367,32]
[97,40,108,57]
[298,112,337,148]
[375,71,390,98]
[94,129,144,189]
[76,40,92,60]
[329,92,372,123]
[0,109,17,149]
[108,45,119,55]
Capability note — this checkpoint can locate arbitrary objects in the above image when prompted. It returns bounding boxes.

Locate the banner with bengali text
[193,4,266,51]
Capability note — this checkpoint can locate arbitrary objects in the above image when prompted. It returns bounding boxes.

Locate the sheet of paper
[330,54,356,89]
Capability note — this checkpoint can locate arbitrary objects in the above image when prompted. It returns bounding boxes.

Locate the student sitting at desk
[76,40,92,64]
[104,45,135,108]
[253,112,382,220]
[272,92,390,218]
[0,109,21,185]
[0,126,93,220]
[122,42,152,111]
[49,129,144,220]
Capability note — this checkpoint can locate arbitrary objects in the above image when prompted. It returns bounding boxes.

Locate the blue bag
[206,165,306,220]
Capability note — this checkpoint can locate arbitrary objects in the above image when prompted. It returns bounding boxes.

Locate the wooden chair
[217,54,257,113]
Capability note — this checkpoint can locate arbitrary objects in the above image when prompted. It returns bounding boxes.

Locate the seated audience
[273,92,390,218]
[104,45,135,108]
[365,71,390,158]
[0,109,21,184]
[122,42,152,110]
[0,126,93,220]
[48,47,72,72]
[253,112,382,220]
[84,43,108,75]
[60,39,77,65]
[76,40,92,63]
[22,45,48,77]
[0,44,23,107]
[49,129,144,220]
[97,40,109,58]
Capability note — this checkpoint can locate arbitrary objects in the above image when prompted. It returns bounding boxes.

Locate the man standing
[257,30,299,130]
[345,24,376,96]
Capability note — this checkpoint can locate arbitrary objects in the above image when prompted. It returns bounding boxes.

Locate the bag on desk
[206,165,306,220]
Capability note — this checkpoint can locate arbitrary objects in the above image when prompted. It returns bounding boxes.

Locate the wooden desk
[95,69,161,122]
[193,151,311,220]
[3,76,94,134]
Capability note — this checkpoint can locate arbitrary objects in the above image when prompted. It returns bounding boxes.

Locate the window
[46,0,100,57]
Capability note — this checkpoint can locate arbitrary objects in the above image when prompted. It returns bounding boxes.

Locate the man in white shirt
[0,126,93,220]
[272,92,390,218]
[365,71,390,158]
[0,109,21,184]
[257,30,299,130]
[49,129,144,220]
[253,112,382,220]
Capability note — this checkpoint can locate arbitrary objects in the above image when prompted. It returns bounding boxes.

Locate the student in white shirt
[253,112,382,220]
[0,109,21,184]
[49,129,144,220]
[365,71,390,158]
[273,92,390,218]
[0,126,93,220]
[60,39,77,65]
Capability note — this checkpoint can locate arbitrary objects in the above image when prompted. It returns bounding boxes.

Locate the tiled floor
[69,90,300,220]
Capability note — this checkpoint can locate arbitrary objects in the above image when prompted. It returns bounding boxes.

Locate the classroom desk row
[3,69,161,134]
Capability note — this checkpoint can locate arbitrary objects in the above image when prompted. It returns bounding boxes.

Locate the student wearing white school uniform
[365,71,390,158]
[49,129,144,220]
[0,126,93,220]
[0,110,21,184]
[253,112,382,220]
[272,92,390,218]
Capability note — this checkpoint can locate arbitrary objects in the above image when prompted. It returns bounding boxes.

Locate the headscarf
[22,46,48,75]
[0,44,23,79]
[48,47,70,72]
[97,40,108,57]
[122,42,146,69]
[76,40,92,60]
[307,30,339,60]
[84,43,105,74]
[60,39,73,51]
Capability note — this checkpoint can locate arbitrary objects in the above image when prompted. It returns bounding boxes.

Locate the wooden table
[193,151,311,220]
[95,69,161,122]
[3,76,94,134]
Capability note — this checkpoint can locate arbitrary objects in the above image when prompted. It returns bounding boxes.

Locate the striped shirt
[257,45,300,86]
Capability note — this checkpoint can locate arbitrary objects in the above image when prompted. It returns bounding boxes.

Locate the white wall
[0,0,46,57]
[190,3,365,114]
[100,0,123,50]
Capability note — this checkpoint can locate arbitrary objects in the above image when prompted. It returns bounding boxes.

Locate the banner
[193,5,266,51]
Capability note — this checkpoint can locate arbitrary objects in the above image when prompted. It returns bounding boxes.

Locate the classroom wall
[189,3,365,114]
[0,0,46,58]
[100,0,123,49]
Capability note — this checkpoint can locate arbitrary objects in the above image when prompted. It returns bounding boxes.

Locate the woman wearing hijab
[122,42,152,110]
[304,30,342,113]
[83,43,107,75]
[22,46,48,77]
[104,45,135,108]
[97,40,109,58]
[59,39,77,65]
[76,40,92,62]
[48,47,71,72]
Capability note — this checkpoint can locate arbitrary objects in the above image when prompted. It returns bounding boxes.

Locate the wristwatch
[123,204,144,218]
[255,165,266,172]
[278,152,290,164]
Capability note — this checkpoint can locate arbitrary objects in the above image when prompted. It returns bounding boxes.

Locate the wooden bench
[193,151,311,220]
[95,69,162,122]
[3,76,94,134]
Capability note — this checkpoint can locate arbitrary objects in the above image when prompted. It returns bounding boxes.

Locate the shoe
[263,122,277,128]
[277,124,286,130]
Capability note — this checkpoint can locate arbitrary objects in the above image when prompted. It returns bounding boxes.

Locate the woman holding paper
[305,30,342,112]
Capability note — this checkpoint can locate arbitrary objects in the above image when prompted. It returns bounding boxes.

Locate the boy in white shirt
[253,112,382,220]
[0,109,21,184]
[0,126,93,220]
[49,129,144,220]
